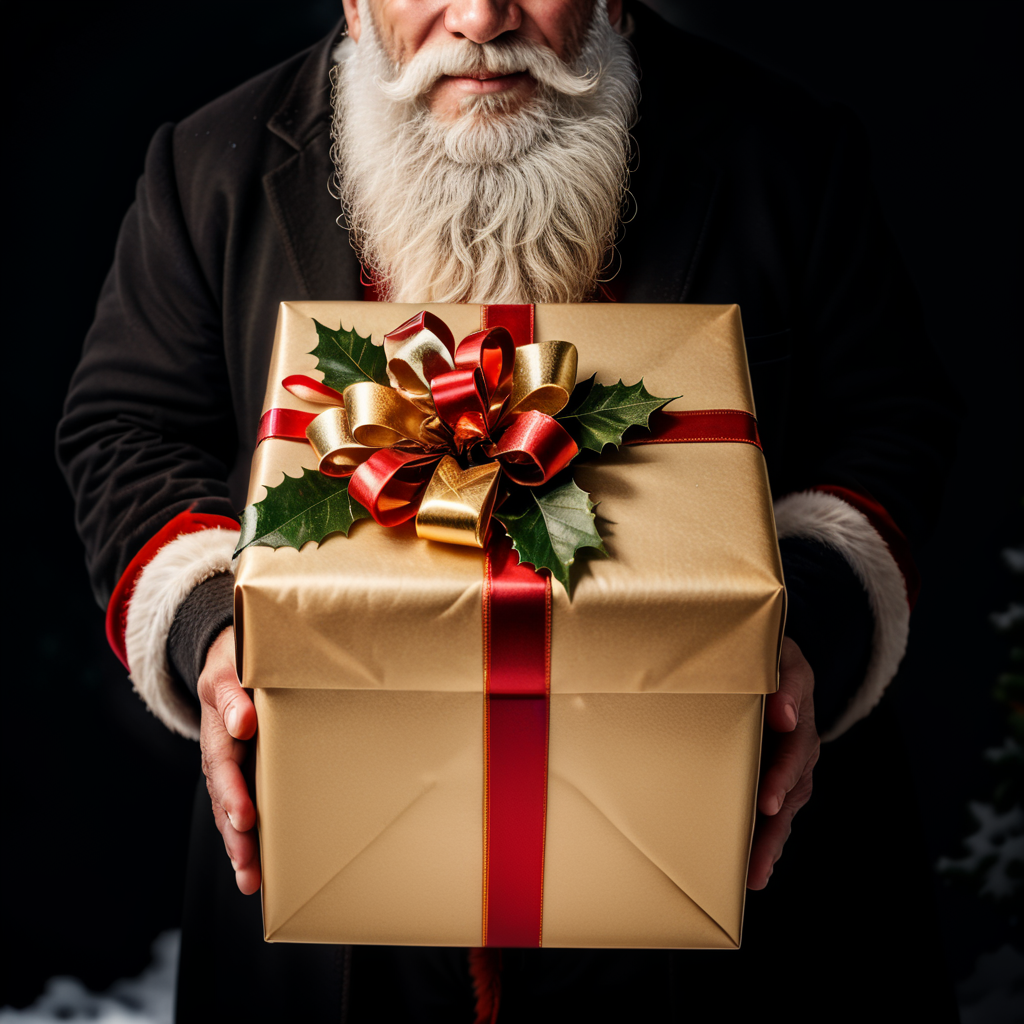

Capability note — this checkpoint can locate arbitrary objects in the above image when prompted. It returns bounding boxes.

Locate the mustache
[375,36,602,103]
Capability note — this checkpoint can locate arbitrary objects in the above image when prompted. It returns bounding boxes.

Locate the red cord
[468,947,502,1024]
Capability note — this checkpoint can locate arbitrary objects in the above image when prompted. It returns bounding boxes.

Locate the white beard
[330,0,639,304]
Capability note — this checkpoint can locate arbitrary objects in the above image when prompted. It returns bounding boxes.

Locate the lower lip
[443,71,530,94]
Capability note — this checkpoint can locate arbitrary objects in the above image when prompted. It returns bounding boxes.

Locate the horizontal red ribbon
[627,408,761,449]
[257,407,317,445]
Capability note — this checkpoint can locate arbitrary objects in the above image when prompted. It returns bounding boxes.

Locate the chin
[426,89,543,165]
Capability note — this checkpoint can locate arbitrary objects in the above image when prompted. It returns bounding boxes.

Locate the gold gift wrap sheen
[235,302,786,949]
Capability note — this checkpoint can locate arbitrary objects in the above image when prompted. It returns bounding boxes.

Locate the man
[58,0,956,1019]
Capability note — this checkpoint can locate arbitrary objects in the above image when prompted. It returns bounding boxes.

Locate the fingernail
[770,794,782,815]
[227,707,240,737]
[783,703,798,729]
[230,859,240,872]
[226,810,237,830]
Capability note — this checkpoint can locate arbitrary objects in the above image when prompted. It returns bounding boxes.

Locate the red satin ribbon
[257,407,318,444]
[430,366,490,444]
[348,449,441,527]
[483,533,550,948]
[480,305,551,949]
[628,408,762,450]
[282,374,346,405]
[454,327,515,404]
[481,304,535,349]
[489,409,578,486]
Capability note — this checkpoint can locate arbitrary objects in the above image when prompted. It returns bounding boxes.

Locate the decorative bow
[283,312,580,548]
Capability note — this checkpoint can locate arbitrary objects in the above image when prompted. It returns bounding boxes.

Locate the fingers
[749,637,820,889]
[758,715,820,817]
[210,798,262,895]
[747,767,813,889]
[759,636,818,815]
[198,626,261,893]
[201,727,256,832]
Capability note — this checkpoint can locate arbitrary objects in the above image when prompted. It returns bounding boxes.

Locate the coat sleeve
[57,122,241,739]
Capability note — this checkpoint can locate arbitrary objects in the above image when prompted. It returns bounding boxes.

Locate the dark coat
[57,5,958,1021]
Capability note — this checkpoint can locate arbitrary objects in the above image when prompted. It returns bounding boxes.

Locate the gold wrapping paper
[236,302,785,949]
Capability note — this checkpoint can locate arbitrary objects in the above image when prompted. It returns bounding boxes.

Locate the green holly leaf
[311,319,388,392]
[556,376,679,454]
[235,468,369,553]
[496,478,606,596]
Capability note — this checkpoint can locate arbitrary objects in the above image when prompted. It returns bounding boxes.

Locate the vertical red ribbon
[480,304,551,948]
[480,304,535,350]
[483,534,550,948]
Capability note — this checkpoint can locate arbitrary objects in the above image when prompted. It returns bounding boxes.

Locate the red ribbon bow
[278,311,580,534]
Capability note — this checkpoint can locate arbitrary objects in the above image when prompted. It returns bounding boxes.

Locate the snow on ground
[0,930,179,1024]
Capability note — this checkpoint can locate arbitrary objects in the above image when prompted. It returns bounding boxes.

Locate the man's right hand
[197,626,261,895]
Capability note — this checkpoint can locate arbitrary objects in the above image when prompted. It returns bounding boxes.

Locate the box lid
[235,302,785,695]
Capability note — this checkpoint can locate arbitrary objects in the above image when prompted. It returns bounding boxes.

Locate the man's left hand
[747,636,820,889]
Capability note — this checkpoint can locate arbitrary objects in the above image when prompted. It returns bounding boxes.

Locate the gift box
[234,301,785,949]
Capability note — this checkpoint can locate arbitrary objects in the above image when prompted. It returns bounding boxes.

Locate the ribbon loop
[491,410,579,487]
[305,406,375,476]
[507,341,578,418]
[430,367,490,444]
[415,457,502,548]
[282,374,346,406]
[384,312,457,396]
[348,449,442,527]
[343,381,436,448]
[455,327,516,414]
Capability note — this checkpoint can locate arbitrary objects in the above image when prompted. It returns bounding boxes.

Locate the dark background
[6,0,1021,1013]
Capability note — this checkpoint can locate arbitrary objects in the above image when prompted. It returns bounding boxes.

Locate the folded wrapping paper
[236,301,785,949]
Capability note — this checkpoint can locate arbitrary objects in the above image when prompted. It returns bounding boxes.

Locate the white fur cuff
[774,490,910,740]
[124,528,239,740]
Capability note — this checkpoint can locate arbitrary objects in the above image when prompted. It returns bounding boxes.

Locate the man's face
[340,0,622,119]
[332,0,638,304]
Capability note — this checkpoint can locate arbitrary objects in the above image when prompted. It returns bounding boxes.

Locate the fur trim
[774,490,910,740]
[124,528,238,740]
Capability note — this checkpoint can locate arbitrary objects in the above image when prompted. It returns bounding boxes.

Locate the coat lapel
[263,20,363,301]
[615,135,721,303]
